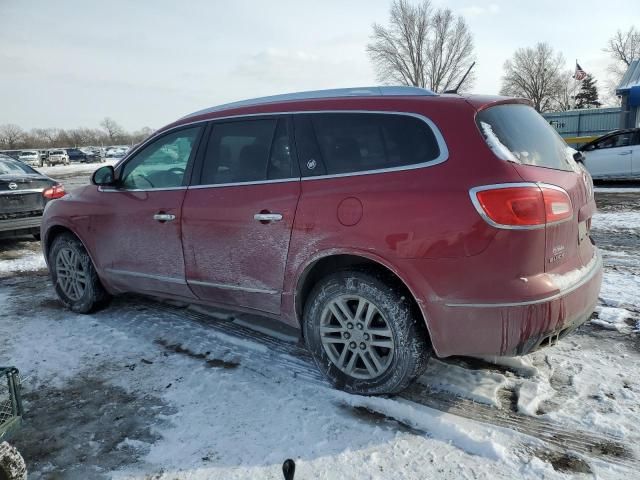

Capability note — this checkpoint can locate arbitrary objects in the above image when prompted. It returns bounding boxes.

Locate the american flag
[573,62,587,81]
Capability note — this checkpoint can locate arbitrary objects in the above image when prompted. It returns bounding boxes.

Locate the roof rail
[183,86,437,119]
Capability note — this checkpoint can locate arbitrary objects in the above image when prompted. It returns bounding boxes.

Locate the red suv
[41,87,602,395]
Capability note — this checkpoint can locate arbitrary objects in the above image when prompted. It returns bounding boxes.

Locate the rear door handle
[254,213,283,222]
[153,213,176,222]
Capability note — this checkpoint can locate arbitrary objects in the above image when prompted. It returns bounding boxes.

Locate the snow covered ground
[0,170,639,479]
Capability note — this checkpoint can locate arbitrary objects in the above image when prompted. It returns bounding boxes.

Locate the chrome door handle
[153,213,176,222]
[254,213,283,222]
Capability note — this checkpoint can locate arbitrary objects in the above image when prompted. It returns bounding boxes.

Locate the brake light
[471,184,572,228]
[43,184,66,200]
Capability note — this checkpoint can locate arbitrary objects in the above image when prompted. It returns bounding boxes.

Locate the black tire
[303,270,431,395]
[48,232,111,313]
[0,442,26,480]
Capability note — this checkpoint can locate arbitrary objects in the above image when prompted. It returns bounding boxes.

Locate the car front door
[583,132,633,179]
[181,116,300,315]
[91,125,204,298]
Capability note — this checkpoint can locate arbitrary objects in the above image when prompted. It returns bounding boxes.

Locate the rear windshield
[477,104,576,171]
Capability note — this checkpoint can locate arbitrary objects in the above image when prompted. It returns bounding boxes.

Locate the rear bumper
[428,251,603,357]
[0,215,42,234]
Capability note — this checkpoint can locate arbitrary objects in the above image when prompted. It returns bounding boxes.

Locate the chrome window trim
[0,188,45,195]
[188,279,279,295]
[114,110,448,190]
[187,177,298,190]
[98,186,188,193]
[105,268,187,285]
[469,182,573,231]
[446,251,602,308]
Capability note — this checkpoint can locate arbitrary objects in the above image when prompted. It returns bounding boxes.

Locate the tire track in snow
[137,297,639,471]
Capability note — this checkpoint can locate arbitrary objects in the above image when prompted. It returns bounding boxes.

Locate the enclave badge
[8,182,18,190]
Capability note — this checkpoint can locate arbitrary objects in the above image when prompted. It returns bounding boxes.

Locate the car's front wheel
[303,270,431,395]
[49,232,111,313]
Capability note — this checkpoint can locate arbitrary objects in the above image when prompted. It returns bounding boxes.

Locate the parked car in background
[1,154,64,238]
[105,147,128,158]
[39,150,48,165]
[41,87,602,395]
[579,128,640,180]
[80,147,105,163]
[0,151,22,160]
[65,148,88,163]
[46,149,69,166]
[18,150,41,167]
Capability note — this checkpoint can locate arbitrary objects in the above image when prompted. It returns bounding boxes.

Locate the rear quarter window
[297,113,441,176]
[477,104,577,172]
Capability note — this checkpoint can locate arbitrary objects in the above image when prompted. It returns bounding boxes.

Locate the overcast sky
[1,0,638,131]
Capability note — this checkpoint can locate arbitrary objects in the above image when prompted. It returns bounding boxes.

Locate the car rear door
[181,116,300,315]
[90,125,204,298]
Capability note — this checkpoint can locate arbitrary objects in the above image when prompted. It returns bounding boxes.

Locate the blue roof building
[616,59,640,129]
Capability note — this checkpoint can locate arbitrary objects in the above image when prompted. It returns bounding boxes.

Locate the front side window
[201,118,293,185]
[120,126,201,190]
[595,132,634,149]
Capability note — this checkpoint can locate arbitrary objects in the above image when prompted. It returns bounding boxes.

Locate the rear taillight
[471,183,572,229]
[43,184,66,200]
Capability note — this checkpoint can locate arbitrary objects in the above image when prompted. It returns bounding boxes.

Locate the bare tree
[603,26,640,95]
[0,124,25,149]
[367,0,475,92]
[500,43,565,113]
[605,26,640,68]
[100,117,125,143]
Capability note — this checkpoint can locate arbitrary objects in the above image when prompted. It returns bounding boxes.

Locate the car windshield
[477,104,577,172]
[0,156,37,175]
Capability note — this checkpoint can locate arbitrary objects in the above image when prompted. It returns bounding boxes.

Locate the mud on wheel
[48,232,111,313]
[303,270,431,395]
[0,442,26,480]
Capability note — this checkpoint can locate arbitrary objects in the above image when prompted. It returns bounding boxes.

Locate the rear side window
[295,113,441,177]
[477,104,576,171]
[201,118,294,184]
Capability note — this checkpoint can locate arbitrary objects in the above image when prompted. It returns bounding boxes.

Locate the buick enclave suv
[41,87,602,395]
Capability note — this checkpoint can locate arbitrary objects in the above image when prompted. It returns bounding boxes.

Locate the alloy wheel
[55,247,87,301]
[319,295,395,380]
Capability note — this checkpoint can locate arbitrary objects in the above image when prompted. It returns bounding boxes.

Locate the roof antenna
[443,62,476,94]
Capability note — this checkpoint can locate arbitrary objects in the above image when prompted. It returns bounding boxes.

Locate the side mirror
[573,151,585,164]
[91,165,116,186]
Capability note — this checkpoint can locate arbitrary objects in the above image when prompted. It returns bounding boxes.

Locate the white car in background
[18,150,41,166]
[47,149,70,166]
[579,128,640,180]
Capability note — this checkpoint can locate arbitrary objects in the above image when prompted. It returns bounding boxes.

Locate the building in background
[616,59,640,129]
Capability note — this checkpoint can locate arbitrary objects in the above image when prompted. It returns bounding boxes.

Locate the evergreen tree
[574,74,601,109]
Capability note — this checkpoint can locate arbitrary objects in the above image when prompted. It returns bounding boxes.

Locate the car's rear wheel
[49,232,111,313]
[303,270,431,395]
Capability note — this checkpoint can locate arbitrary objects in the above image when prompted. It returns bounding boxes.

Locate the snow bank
[600,270,640,308]
[0,251,46,275]
[517,380,556,417]
[333,391,509,461]
[475,356,539,378]
[591,307,631,331]
[591,211,640,231]
[421,359,509,407]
